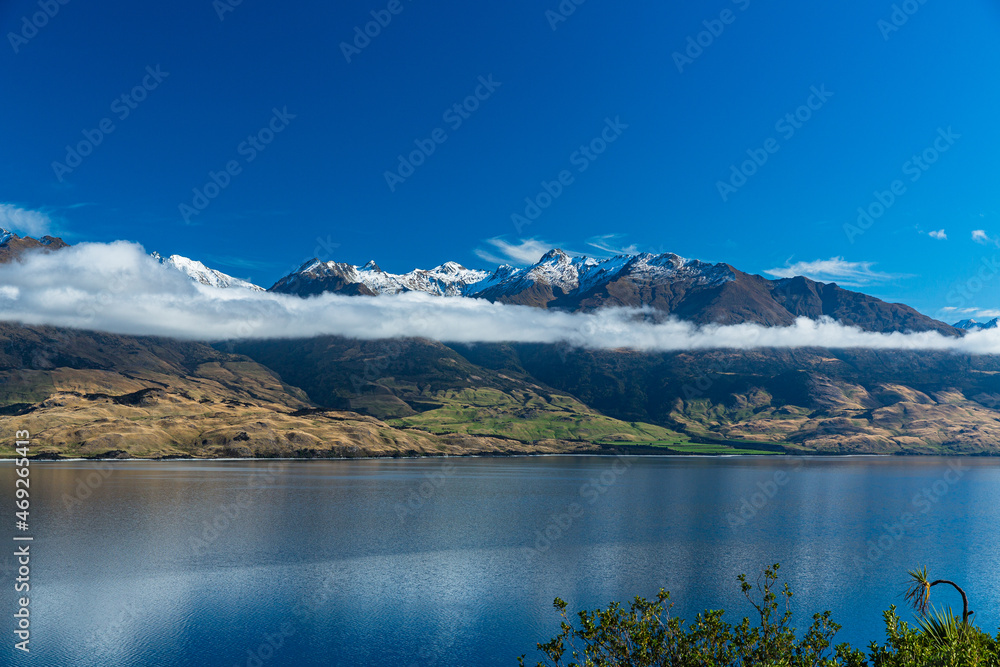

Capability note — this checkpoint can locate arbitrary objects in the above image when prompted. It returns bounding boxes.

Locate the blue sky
[1,0,999,320]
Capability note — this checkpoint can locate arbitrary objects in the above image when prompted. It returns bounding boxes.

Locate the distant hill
[0,320,996,458]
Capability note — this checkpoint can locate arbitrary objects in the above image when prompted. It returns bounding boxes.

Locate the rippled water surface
[1,456,996,666]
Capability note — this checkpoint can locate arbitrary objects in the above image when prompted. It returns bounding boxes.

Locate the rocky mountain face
[270,249,958,335]
[0,228,68,263]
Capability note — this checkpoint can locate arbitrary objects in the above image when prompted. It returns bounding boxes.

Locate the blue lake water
[1,456,996,666]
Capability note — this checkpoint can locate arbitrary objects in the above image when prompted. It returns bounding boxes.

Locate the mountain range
[0,228,998,459]
[0,228,964,335]
[150,241,962,336]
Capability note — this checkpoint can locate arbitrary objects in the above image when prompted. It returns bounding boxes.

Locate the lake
[1,456,995,666]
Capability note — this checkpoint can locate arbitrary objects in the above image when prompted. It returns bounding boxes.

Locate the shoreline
[0,451,975,463]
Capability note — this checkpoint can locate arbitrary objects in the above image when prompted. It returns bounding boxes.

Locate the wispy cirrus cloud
[940,306,1000,319]
[0,203,55,237]
[765,257,904,287]
[586,234,640,256]
[474,237,555,265]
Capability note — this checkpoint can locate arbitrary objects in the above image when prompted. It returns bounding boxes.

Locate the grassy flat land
[389,387,688,444]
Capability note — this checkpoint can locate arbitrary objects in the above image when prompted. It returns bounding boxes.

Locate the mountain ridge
[0,230,970,336]
[269,248,959,335]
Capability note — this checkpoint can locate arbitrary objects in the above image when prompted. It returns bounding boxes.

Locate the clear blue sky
[2,0,999,320]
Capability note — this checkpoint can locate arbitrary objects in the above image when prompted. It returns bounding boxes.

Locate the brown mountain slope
[0,324,598,458]
[0,229,69,263]
[554,264,957,335]
[450,342,1000,454]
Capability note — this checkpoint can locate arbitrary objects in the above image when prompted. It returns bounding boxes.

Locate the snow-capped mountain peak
[954,318,999,331]
[153,252,264,291]
[269,248,738,304]
[434,261,467,274]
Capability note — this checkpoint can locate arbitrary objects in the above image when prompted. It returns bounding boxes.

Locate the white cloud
[764,257,901,287]
[937,306,1000,324]
[0,203,53,238]
[972,230,999,246]
[929,229,947,240]
[474,238,554,265]
[587,234,640,256]
[0,242,997,354]
[960,309,1000,319]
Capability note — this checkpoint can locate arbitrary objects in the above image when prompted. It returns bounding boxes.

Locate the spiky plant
[916,607,974,646]
[904,566,973,625]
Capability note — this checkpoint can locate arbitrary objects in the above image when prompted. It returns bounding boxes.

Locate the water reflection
[1,456,997,666]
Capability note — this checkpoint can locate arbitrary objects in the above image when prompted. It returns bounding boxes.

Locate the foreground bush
[519,564,1000,666]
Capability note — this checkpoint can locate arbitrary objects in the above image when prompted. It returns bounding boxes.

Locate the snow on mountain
[954,318,999,331]
[283,258,492,296]
[152,253,264,291]
[271,248,735,300]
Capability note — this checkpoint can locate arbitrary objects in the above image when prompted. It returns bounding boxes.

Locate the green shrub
[519,564,1000,667]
